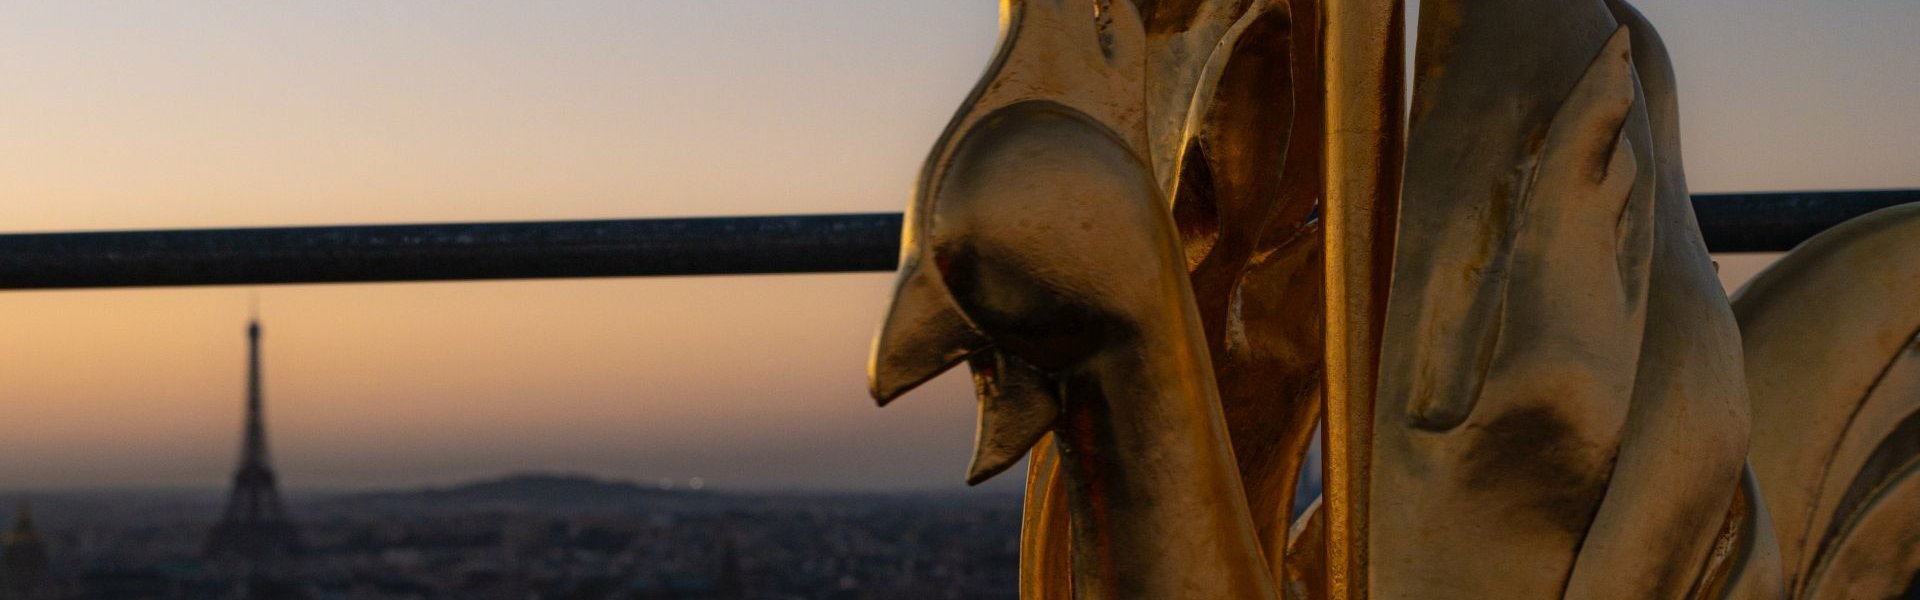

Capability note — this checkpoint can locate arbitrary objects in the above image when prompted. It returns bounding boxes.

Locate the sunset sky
[0,1,1915,492]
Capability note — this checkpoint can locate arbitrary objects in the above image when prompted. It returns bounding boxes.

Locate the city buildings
[4,320,1022,598]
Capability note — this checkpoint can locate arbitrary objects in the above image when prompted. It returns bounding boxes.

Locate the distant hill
[313,472,702,515]
[408,472,673,503]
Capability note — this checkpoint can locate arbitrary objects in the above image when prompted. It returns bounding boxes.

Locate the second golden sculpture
[870,1,1920,598]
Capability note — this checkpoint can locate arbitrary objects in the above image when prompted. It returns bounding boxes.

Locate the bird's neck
[1052,327,1279,599]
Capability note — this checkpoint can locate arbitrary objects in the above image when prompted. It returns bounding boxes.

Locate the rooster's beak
[868,252,986,406]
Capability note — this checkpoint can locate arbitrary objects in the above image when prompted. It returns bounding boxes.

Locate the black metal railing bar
[0,190,1909,290]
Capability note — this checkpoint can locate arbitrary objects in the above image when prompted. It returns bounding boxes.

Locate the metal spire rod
[0,190,1908,291]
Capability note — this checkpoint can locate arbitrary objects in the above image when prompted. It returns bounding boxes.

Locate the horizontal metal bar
[0,189,1910,290]
[0,214,904,290]
[1691,189,1919,253]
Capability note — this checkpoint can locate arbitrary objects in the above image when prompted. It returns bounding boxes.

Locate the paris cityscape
[0,319,1030,599]
[6,474,1024,600]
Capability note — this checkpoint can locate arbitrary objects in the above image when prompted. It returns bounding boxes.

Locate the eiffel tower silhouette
[205,316,301,562]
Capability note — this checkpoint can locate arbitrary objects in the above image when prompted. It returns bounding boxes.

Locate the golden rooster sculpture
[869,1,1920,598]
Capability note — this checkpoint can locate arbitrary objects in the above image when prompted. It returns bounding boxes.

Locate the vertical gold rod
[1320,0,1404,599]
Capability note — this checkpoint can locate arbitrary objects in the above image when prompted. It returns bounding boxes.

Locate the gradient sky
[0,1,1914,491]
